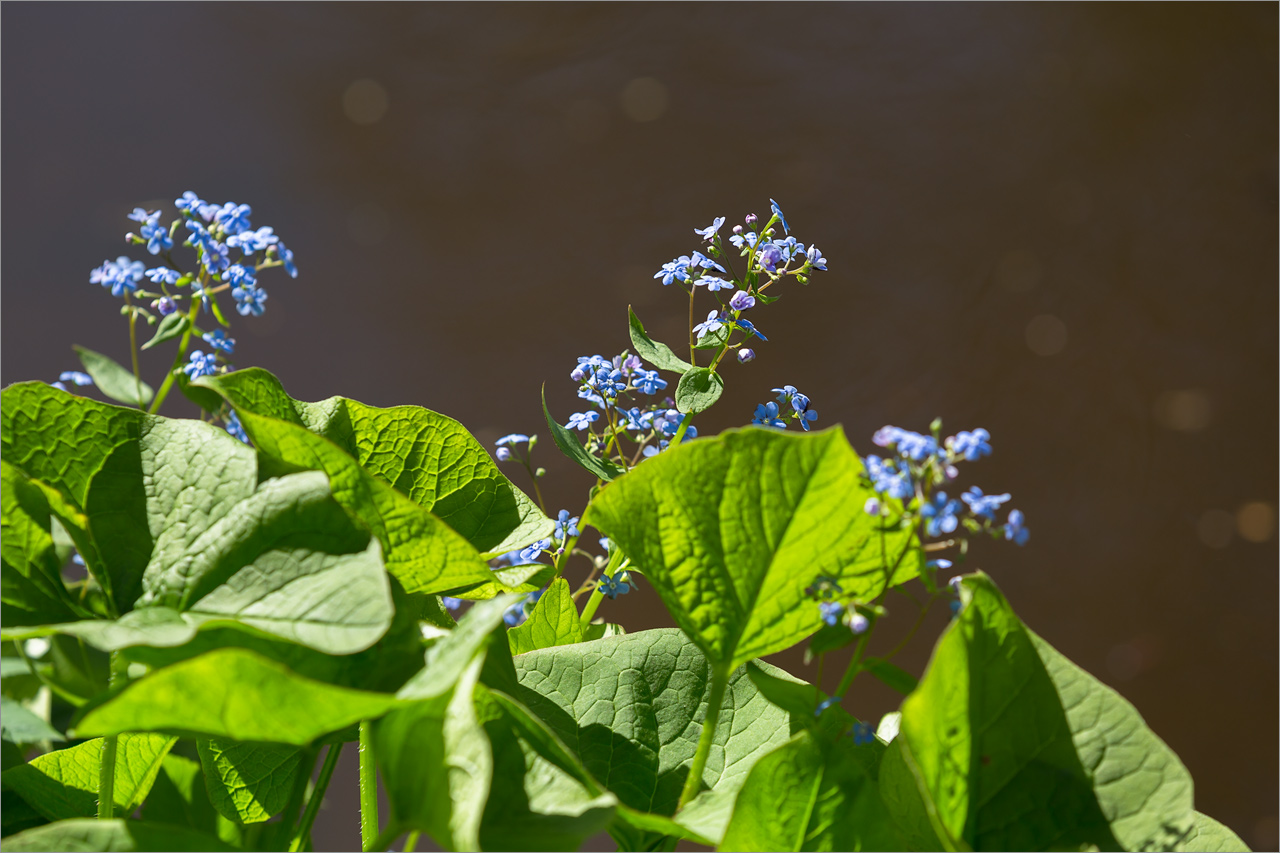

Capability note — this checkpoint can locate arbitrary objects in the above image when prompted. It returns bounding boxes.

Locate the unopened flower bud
[496,447,512,462]
[744,213,758,225]
[864,497,881,516]
[152,297,177,316]
[847,612,870,634]
[124,232,136,243]
[732,224,743,234]
[737,348,755,364]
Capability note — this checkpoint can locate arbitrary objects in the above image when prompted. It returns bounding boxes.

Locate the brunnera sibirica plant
[0,195,1247,853]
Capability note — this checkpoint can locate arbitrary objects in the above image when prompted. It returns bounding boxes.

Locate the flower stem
[148,296,202,415]
[359,722,379,852]
[833,627,873,699]
[578,547,625,628]
[678,664,729,810]
[125,300,144,410]
[403,830,420,852]
[290,743,343,852]
[687,286,697,364]
[97,652,129,819]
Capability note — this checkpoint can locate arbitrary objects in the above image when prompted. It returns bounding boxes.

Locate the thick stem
[678,665,729,810]
[97,652,128,818]
[359,722,379,852]
[368,826,399,853]
[290,744,343,852]
[403,830,420,852]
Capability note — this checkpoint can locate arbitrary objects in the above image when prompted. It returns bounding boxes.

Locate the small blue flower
[201,241,231,273]
[214,202,253,235]
[599,574,630,599]
[175,191,207,216]
[806,245,827,271]
[961,486,1011,520]
[184,219,215,251]
[553,510,580,541]
[798,409,819,431]
[59,371,94,386]
[695,275,735,292]
[689,251,726,273]
[225,410,249,444]
[815,696,841,716]
[729,290,755,312]
[202,329,236,355]
[819,601,843,626]
[183,350,219,379]
[566,411,599,431]
[91,256,146,297]
[442,596,462,611]
[496,433,530,446]
[849,612,869,634]
[737,348,755,364]
[50,381,67,391]
[729,231,758,250]
[224,264,257,289]
[153,297,177,316]
[634,370,667,395]
[140,222,173,255]
[694,216,725,242]
[864,455,913,500]
[947,428,992,462]
[227,226,277,255]
[735,319,767,341]
[757,242,785,273]
[145,266,181,285]
[276,242,298,278]
[128,207,160,224]
[752,401,787,429]
[920,492,963,537]
[769,198,789,234]
[692,310,725,340]
[503,601,527,627]
[654,256,692,286]
[773,385,798,404]
[232,284,268,316]
[518,539,552,564]
[1004,509,1030,546]
[851,721,875,746]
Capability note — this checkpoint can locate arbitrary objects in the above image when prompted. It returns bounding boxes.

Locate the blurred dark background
[3,3,1275,850]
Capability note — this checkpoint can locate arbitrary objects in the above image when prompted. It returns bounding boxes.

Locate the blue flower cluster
[752,385,819,431]
[562,352,697,462]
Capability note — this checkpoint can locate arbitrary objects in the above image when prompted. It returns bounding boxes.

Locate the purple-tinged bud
[848,612,870,634]
[496,447,512,462]
[729,290,756,312]
[152,297,177,316]
[745,213,758,225]
[945,464,959,480]
[570,367,586,382]
[124,232,136,243]
[864,497,881,516]
[737,348,755,364]
[732,224,743,234]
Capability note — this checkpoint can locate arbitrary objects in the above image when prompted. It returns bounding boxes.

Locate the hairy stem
[359,722,379,852]
[291,743,343,852]
[678,664,728,810]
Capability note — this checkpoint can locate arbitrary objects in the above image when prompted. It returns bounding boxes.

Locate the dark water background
[3,3,1276,850]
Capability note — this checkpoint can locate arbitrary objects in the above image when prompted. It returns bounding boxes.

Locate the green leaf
[1,461,84,626]
[674,367,724,414]
[74,649,402,745]
[805,621,857,657]
[897,572,1196,851]
[1176,812,1251,852]
[692,323,730,351]
[719,730,903,852]
[0,697,64,744]
[0,818,235,852]
[584,427,921,671]
[508,579,582,655]
[197,739,304,824]
[74,345,154,407]
[877,737,945,851]
[863,657,918,696]
[541,385,625,483]
[513,628,794,839]
[628,306,693,374]
[192,368,551,558]
[0,789,47,837]
[450,563,557,602]
[0,733,175,821]
[140,754,220,836]
[140,313,190,351]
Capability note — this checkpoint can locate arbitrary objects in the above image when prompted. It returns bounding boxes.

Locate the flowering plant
[0,196,1245,852]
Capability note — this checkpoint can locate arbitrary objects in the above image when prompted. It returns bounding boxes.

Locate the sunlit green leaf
[628,306,692,374]
[674,367,723,414]
[0,696,64,745]
[74,345,153,408]
[541,385,625,482]
[197,739,304,825]
[508,579,582,655]
[1176,811,1251,852]
[1,461,84,626]
[140,313,190,351]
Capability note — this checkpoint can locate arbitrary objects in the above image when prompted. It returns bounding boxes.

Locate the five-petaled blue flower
[599,574,630,599]
[729,231,758,250]
[769,198,789,234]
[145,266,181,285]
[654,256,692,286]
[692,310,725,340]
[634,370,667,395]
[961,486,1011,519]
[819,601,843,626]
[201,241,231,273]
[920,492,963,537]
[225,410,249,444]
[90,256,145,298]
[59,371,94,386]
[203,330,236,355]
[851,722,875,746]
[224,264,257,289]
[183,350,219,379]
[1004,509,1030,545]
[757,242,784,273]
[947,428,992,462]
[689,251,726,273]
[128,207,160,224]
[140,221,173,255]
[227,226,277,254]
[752,401,787,429]
[729,290,755,312]
[696,275,734,292]
[214,202,252,235]
[232,284,268,316]
[566,411,599,431]
[553,510,580,541]
[694,217,725,242]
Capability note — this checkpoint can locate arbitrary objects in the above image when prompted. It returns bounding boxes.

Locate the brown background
[2,3,1275,850]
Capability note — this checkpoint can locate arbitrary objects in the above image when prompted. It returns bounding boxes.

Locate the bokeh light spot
[343,79,389,125]
[1025,313,1067,356]
[1153,389,1211,432]
[1236,501,1274,543]
[620,77,668,123]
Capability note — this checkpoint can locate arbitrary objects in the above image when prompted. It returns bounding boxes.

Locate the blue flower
[175,191,207,216]
[202,329,236,354]
[757,242,785,273]
[145,266,181,285]
[442,596,462,611]
[1004,509,1030,546]
[773,385,798,404]
[815,696,841,716]
[599,574,630,599]
[851,722,875,746]
[920,492,963,537]
[729,290,755,312]
[50,381,67,391]
[729,231,758,251]
[961,486,1011,520]
[819,601,843,626]
[806,245,827,271]
[927,558,953,572]
[201,241,231,273]
[503,601,527,627]
[90,256,145,298]
[140,222,173,255]
[947,428,992,462]
[692,310,725,340]
[224,264,257,289]
[128,207,160,224]
[874,426,939,462]
[276,242,298,278]
[864,455,913,500]
[553,510,580,541]
[225,410,249,444]
[634,370,667,395]
[184,220,215,251]
[518,539,552,564]
[182,350,219,379]
[232,284,268,316]
[735,319,767,341]
[769,198,789,234]
[214,202,252,235]
[654,256,692,286]
[571,354,609,382]
[798,409,819,431]
[695,276,735,292]
[752,401,787,429]
[496,433,530,446]
[153,297,177,316]
[566,411,599,431]
[694,217,725,241]
[737,348,755,363]
[690,251,726,273]
[227,226,277,255]
[59,371,93,386]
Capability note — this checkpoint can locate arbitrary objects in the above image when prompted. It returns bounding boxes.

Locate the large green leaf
[74,649,402,745]
[507,579,582,655]
[197,739,304,824]
[0,818,235,852]
[0,697,64,745]
[1,461,85,626]
[719,730,903,852]
[877,738,946,851]
[74,345,154,408]
[1,382,257,613]
[897,573,1196,851]
[1176,812,1251,852]
[513,628,794,836]
[0,733,175,821]
[140,754,220,837]
[584,427,921,670]
[674,367,724,415]
[192,368,551,557]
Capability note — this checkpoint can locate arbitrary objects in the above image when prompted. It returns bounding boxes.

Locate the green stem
[359,722,379,852]
[833,628,873,699]
[678,665,729,810]
[148,297,202,414]
[290,743,343,852]
[578,547,625,628]
[274,748,314,851]
[368,826,399,853]
[126,301,144,411]
[403,830,419,852]
[97,652,129,819]
[687,285,697,363]
[671,413,694,446]
[14,642,81,706]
